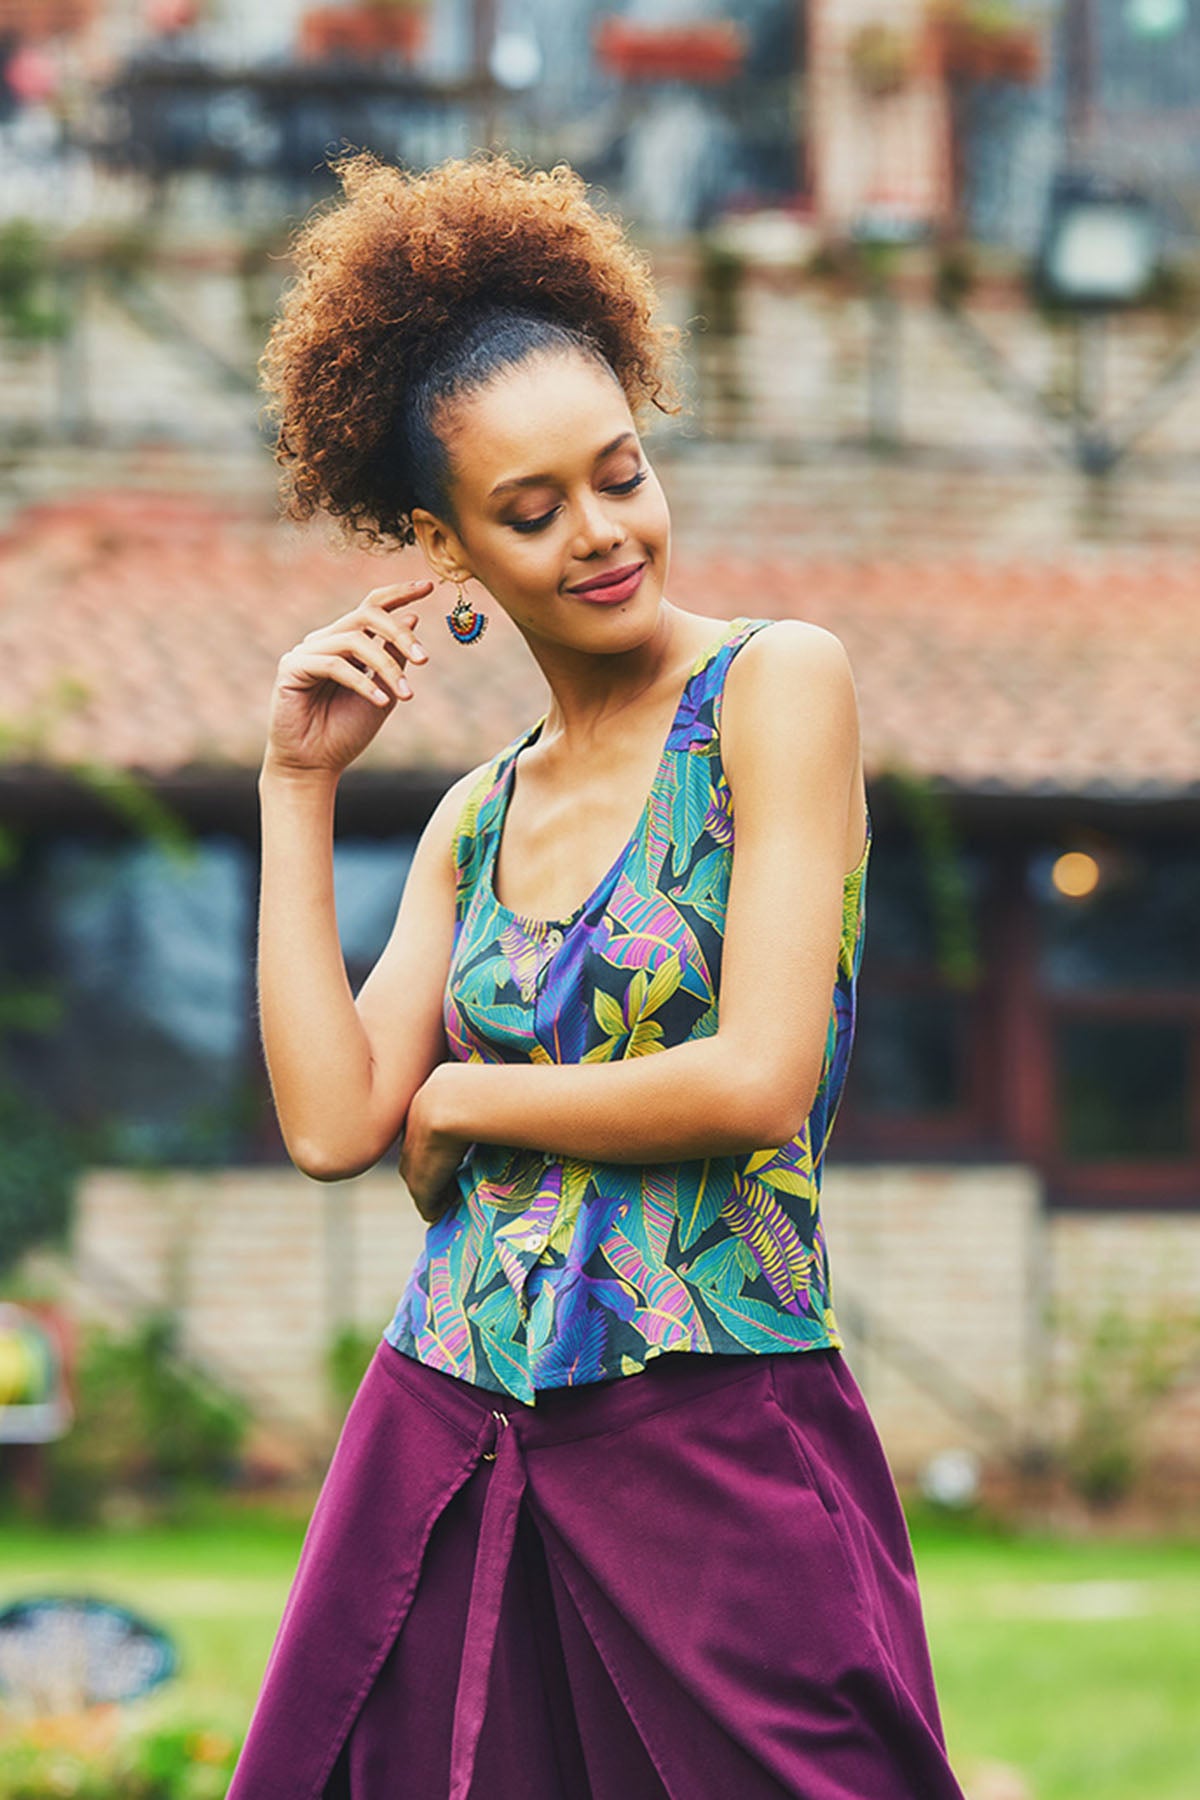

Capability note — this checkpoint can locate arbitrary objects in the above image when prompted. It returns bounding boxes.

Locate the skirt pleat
[227,1341,968,1800]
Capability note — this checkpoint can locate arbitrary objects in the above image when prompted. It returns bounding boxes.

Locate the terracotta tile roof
[1,489,1197,799]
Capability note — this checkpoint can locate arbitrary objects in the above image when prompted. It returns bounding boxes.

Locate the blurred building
[4,0,1200,245]
[1,481,1198,1482]
[2,0,1200,1483]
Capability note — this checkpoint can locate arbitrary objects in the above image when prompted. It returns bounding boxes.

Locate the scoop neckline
[483,616,752,932]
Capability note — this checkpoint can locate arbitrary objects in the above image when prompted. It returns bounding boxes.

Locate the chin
[578,585,665,653]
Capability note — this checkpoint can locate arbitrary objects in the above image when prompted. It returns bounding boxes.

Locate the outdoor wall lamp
[1034,172,1160,312]
[938,164,1200,478]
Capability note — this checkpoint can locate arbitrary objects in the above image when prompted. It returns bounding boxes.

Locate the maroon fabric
[227,1342,968,1800]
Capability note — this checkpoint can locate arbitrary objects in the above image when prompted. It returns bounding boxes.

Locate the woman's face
[415,349,671,656]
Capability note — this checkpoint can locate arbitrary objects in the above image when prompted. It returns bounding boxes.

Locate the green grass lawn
[0,1498,1196,1800]
[908,1505,1200,1800]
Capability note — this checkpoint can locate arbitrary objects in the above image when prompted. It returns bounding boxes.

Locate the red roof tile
[1,489,1197,798]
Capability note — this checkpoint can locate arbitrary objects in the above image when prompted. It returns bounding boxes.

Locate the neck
[517,603,715,755]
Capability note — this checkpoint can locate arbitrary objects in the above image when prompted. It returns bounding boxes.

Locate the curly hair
[259,149,682,550]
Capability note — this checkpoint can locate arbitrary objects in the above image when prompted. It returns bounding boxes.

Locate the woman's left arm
[406,622,864,1191]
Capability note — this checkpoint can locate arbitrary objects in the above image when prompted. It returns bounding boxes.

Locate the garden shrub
[326,1321,380,1415]
[0,1715,240,1799]
[0,1082,79,1277]
[42,1314,249,1524]
[1052,1293,1200,1509]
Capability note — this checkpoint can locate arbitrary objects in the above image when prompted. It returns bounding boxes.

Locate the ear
[411,508,472,588]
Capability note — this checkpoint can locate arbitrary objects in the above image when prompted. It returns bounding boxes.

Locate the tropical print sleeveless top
[383,617,872,1405]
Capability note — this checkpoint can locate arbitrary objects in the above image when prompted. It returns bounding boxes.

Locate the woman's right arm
[255,576,482,1180]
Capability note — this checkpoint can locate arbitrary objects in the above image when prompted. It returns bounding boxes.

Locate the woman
[229,151,968,1800]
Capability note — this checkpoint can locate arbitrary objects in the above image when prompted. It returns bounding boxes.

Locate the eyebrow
[487,431,638,500]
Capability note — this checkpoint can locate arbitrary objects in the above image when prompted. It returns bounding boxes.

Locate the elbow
[284,1099,401,1182]
[288,1136,381,1184]
[732,1060,821,1150]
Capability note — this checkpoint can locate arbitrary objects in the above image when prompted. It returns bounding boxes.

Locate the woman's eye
[509,508,560,535]
[506,468,646,534]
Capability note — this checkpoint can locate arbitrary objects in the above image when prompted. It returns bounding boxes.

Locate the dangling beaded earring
[445,579,487,645]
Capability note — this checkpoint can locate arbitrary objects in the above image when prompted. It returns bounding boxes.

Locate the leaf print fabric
[384,618,872,1404]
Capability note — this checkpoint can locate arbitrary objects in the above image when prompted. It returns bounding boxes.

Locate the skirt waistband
[374,1340,785,1454]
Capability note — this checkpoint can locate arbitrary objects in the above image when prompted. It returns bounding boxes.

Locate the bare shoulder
[722,620,860,759]
[411,754,502,870]
[430,756,497,827]
[726,618,855,699]
[720,620,864,860]
[399,756,496,900]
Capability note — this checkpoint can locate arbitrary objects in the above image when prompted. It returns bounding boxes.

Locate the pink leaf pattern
[414,1242,476,1380]
[640,1166,677,1263]
[601,1221,712,1353]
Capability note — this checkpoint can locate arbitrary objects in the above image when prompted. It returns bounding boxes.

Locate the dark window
[334,840,417,991]
[839,832,993,1153]
[7,835,254,1166]
[1,829,419,1168]
[852,990,972,1119]
[1055,1017,1191,1160]
[1035,844,1200,993]
[1031,836,1200,1199]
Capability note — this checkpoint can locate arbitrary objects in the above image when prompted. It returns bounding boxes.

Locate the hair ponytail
[259,150,682,548]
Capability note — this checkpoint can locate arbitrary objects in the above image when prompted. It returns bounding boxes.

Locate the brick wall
[57,1166,427,1460]
[819,1162,1047,1472]
[1043,1212,1200,1472]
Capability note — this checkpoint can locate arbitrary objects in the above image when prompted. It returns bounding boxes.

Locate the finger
[281,649,396,708]
[304,614,422,662]
[356,604,429,666]
[405,1176,454,1226]
[320,579,435,638]
[309,630,415,700]
[363,580,435,609]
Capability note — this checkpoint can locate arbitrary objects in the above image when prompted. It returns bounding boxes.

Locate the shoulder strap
[449,719,544,917]
[708,618,777,739]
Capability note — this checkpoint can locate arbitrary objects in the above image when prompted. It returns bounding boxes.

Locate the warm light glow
[1051,850,1101,898]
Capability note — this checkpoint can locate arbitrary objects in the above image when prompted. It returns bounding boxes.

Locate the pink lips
[566,561,647,605]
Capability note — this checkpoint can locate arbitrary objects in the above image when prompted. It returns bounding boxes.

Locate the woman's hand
[399,1065,473,1225]
[263,579,434,778]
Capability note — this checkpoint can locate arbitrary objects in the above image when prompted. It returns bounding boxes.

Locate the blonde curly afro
[259,149,682,550]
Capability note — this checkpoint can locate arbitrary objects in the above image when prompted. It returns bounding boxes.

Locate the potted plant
[847,23,918,100]
[927,0,1046,85]
[594,18,746,85]
[299,0,429,62]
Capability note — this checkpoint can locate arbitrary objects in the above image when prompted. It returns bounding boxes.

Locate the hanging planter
[847,23,919,100]
[594,19,746,85]
[145,0,204,32]
[299,0,429,62]
[926,0,1045,84]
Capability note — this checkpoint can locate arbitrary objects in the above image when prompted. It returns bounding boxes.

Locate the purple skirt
[227,1341,968,1800]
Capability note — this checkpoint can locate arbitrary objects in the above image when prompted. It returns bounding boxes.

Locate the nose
[570,489,626,560]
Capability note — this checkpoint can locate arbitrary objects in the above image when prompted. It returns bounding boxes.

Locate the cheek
[476,529,564,598]
[635,481,671,552]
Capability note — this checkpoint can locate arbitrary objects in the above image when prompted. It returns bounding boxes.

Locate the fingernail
[410,644,428,662]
